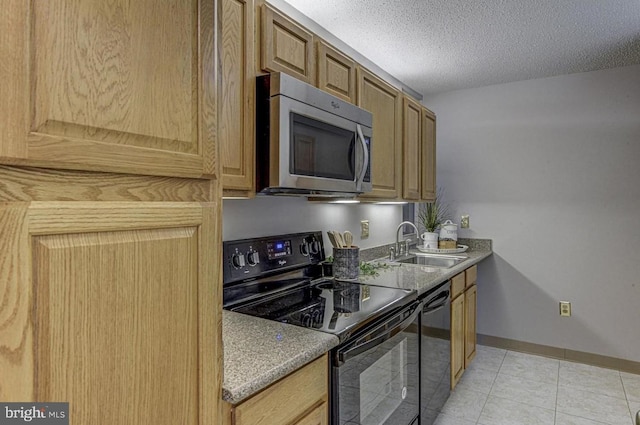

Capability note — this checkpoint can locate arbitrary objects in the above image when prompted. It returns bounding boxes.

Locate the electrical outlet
[360,220,370,238]
[461,214,470,229]
[559,301,571,317]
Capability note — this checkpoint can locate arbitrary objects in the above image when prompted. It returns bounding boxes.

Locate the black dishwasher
[420,281,452,424]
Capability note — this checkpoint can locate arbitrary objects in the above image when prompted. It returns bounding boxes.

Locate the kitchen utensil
[333,231,345,248]
[343,231,353,248]
[327,231,338,248]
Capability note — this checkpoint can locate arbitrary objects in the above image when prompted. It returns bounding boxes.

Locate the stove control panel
[223,231,325,284]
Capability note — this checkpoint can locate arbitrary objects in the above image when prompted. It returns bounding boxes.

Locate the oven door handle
[336,302,420,366]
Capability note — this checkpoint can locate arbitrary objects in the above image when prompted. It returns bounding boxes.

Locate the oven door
[331,301,421,425]
[272,94,371,194]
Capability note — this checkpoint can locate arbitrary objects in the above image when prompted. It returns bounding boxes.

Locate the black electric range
[222,231,416,343]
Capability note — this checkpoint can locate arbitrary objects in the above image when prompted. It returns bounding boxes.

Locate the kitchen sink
[389,252,467,268]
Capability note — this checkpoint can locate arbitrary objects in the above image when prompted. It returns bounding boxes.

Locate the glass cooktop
[229,279,416,342]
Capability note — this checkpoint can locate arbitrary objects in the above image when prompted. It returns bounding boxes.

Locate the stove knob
[231,252,245,268]
[247,250,260,266]
[300,242,309,256]
[310,240,321,255]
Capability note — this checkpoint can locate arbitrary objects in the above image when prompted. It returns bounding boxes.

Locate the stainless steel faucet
[395,221,419,256]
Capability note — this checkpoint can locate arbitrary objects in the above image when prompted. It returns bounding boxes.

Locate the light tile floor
[433,345,640,425]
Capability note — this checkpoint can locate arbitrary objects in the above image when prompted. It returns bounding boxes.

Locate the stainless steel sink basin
[392,252,467,268]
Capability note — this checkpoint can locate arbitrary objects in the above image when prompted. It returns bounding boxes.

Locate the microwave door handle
[355,124,369,192]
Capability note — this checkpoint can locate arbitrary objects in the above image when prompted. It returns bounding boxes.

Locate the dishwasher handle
[336,301,421,366]
[422,290,450,314]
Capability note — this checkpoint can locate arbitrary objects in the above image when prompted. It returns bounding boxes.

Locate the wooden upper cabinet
[260,4,315,83]
[421,107,437,201]
[221,0,255,196]
[402,96,422,201]
[357,67,401,200]
[316,41,357,103]
[0,0,217,179]
[0,201,220,424]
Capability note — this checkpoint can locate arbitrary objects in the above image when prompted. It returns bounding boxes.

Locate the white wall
[425,64,640,362]
[223,196,404,256]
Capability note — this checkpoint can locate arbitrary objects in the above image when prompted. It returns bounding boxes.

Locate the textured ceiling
[282,0,640,96]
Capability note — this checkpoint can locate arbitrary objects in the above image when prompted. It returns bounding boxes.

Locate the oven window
[290,113,355,180]
[360,338,407,423]
[336,326,419,425]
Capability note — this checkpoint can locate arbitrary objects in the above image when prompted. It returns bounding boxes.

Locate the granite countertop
[222,239,492,405]
[222,310,339,404]
[357,241,493,297]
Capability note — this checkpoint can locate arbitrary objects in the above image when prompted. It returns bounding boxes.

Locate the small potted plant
[418,187,449,249]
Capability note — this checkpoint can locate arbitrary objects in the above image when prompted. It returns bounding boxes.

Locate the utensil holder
[333,247,359,280]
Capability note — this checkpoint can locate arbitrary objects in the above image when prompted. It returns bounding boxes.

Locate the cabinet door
[316,41,356,103]
[0,0,217,179]
[0,201,220,424]
[451,272,466,300]
[464,285,477,368]
[260,4,315,83]
[357,68,401,200]
[466,265,477,288]
[450,294,465,390]
[421,108,437,201]
[402,96,422,200]
[294,402,328,425]
[221,0,255,196]
[233,355,328,425]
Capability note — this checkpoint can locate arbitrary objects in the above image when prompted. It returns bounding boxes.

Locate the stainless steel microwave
[256,72,372,197]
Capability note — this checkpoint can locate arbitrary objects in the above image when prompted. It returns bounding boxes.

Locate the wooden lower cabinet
[464,284,478,368]
[223,355,328,425]
[0,168,221,424]
[450,292,466,388]
[450,265,478,389]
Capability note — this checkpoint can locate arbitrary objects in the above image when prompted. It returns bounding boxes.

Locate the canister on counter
[333,247,359,280]
[439,219,458,249]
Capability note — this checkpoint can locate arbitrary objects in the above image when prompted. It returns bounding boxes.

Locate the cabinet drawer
[295,402,328,425]
[451,272,466,299]
[234,355,328,425]
[466,265,477,288]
